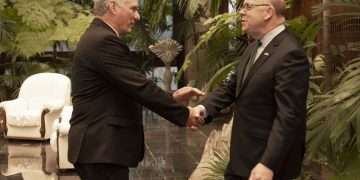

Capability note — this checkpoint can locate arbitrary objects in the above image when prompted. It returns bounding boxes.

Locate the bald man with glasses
[194,0,309,180]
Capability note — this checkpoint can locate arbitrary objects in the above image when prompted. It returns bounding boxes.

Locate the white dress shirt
[254,24,285,62]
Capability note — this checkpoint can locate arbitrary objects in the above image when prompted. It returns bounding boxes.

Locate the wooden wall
[287,0,322,19]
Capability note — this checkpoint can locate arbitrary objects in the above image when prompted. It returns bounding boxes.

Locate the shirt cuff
[197,105,207,118]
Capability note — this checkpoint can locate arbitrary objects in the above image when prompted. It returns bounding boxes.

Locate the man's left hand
[249,163,274,180]
[173,86,205,105]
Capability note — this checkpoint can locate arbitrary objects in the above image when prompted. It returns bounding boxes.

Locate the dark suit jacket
[202,29,309,179]
[68,18,189,167]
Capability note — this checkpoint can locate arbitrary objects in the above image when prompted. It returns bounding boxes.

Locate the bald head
[269,0,286,16]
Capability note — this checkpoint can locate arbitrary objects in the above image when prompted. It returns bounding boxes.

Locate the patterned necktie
[242,40,262,83]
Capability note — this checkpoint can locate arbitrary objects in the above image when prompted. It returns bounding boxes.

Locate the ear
[107,1,117,15]
[263,7,274,21]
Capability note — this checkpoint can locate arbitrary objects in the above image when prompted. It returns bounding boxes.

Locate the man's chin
[241,27,248,33]
[127,26,134,33]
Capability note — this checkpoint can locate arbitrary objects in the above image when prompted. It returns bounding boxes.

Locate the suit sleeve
[260,49,309,171]
[94,35,189,126]
[201,68,237,121]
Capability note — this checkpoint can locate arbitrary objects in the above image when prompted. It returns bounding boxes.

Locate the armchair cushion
[3,98,65,128]
[2,99,40,127]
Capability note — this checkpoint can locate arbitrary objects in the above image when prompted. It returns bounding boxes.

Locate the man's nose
[239,8,245,15]
[134,11,140,21]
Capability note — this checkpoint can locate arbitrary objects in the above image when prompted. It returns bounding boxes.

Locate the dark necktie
[242,40,262,82]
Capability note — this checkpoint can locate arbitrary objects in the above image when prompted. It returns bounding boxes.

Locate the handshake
[186,105,206,128]
[172,86,207,129]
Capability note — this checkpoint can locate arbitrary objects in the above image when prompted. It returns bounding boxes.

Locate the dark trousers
[74,163,129,180]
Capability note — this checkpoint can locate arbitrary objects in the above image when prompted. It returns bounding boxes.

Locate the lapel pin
[264,52,270,56]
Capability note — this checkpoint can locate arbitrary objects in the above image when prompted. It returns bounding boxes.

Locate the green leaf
[307,123,330,157]
[0,0,6,10]
[15,0,56,30]
[206,61,238,92]
[15,29,54,58]
[176,12,242,81]
[178,0,200,19]
[210,0,221,17]
[329,150,360,180]
[51,13,93,46]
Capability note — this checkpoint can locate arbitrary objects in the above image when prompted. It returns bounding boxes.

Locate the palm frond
[176,12,242,81]
[210,0,222,17]
[143,0,170,31]
[206,61,238,92]
[177,0,201,19]
[307,56,360,175]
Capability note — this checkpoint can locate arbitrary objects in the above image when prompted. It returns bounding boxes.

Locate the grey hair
[93,0,123,16]
[269,0,286,16]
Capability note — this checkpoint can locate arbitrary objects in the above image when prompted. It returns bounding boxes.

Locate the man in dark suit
[68,0,204,179]
[194,0,309,179]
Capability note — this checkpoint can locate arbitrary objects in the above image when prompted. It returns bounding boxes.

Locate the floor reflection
[0,110,225,180]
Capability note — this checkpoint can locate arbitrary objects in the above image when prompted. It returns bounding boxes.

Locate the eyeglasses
[238,3,271,11]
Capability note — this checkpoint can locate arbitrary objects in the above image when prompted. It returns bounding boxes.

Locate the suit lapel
[236,30,288,97]
[235,43,255,97]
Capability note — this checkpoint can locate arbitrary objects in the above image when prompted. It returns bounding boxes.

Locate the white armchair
[0,73,71,140]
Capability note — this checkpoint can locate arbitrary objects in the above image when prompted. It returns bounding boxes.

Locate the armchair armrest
[44,99,65,112]
[0,99,27,113]
[1,99,49,127]
[52,119,70,137]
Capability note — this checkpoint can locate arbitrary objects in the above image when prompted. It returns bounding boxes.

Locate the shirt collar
[259,24,285,48]
[98,18,120,37]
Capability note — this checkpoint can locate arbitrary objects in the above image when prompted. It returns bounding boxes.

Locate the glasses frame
[238,3,271,11]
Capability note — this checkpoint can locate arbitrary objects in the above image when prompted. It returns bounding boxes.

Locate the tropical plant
[176,11,247,89]
[189,119,232,180]
[0,0,93,100]
[307,56,360,180]
[286,16,320,56]
[203,139,230,180]
[173,0,245,88]
[125,0,172,49]
[305,1,360,179]
[0,0,92,58]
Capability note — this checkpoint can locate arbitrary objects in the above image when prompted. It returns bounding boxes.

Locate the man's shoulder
[80,25,128,51]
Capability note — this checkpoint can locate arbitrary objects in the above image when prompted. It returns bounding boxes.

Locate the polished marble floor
[0,111,226,180]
